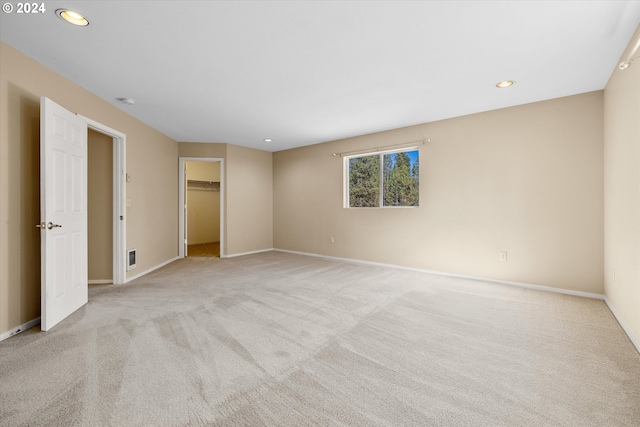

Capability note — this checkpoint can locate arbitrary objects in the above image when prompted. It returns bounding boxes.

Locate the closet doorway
[85,119,126,285]
[87,128,114,283]
[179,158,224,258]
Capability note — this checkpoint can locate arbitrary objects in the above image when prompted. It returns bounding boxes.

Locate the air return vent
[127,249,137,271]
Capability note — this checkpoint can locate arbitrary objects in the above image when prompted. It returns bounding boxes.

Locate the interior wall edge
[124,256,180,284]
[604,297,640,354]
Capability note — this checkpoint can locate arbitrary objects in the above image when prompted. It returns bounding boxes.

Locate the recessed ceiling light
[496,80,515,88]
[264,138,273,142]
[56,9,89,26]
[116,97,135,105]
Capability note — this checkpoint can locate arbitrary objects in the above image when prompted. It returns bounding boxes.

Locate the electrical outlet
[499,251,508,261]
[330,236,335,244]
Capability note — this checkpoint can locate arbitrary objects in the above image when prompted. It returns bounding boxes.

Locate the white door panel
[40,97,88,331]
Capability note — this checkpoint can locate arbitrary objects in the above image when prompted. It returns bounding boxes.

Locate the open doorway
[80,115,126,285]
[179,157,224,258]
[186,160,221,257]
[87,129,113,283]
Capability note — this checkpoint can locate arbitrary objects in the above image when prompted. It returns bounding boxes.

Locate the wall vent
[127,248,137,271]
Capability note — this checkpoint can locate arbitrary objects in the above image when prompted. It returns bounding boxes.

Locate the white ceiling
[2,1,639,152]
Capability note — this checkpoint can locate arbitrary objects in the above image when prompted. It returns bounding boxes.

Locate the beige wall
[604,27,640,344]
[0,42,179,334]
[274,91,604,293]
[186,161,221,245]
[88,129,113,282]
[226,144,273,255]
[187,160,220,181]
[178,142,227,159]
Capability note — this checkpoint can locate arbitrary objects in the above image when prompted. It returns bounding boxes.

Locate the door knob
[36,222,62,229]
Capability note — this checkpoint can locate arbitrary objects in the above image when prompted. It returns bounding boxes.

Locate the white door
[39,97,88,331]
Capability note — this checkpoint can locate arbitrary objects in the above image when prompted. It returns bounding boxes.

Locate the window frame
[343,147,420,209]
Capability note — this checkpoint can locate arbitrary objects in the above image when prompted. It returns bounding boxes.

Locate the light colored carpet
[1,251,639,426]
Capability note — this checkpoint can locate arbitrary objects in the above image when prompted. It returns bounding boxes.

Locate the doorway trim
[78,115,126,285]
[179,157,225,258]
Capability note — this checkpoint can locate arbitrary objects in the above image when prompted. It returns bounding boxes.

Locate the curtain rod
[332,138,430,158]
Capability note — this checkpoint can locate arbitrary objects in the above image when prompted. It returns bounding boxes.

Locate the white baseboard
[88,279,113,285]
[222,248,274,259]
[274,248,604,300]
[125,256,179,283]
[0,317,41,342]
[604,297,640,354]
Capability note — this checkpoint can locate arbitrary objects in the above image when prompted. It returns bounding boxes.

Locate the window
[345,149,419,208]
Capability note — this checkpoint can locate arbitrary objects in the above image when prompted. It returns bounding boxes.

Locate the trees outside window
[347,149,419,208]
[348,155,380,207]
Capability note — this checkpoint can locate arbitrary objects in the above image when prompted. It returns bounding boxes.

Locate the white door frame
[179,157,224,258]
[78,115,126,284]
